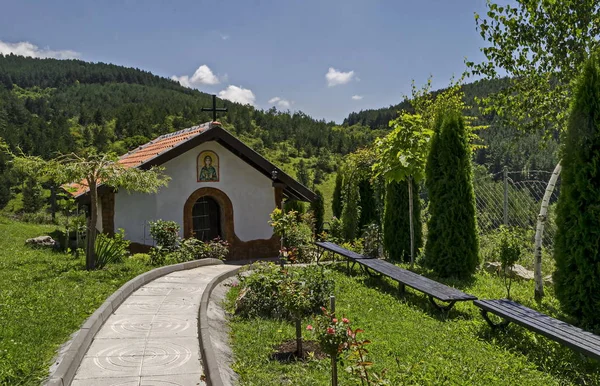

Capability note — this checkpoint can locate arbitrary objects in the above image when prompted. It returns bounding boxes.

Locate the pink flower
[332,318,338,323]
[327,327,335,335]
[306,325,313,331]
[342,318,349,324]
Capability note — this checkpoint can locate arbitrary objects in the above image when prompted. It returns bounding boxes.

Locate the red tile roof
[70,122,215,197]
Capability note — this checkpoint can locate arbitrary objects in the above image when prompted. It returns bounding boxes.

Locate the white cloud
[218,85,256,106]
[0,40,79,59]
[171,64,220,88]
[268,96,291,109]
[326,67,355,87]
[352,95,363,100]
[220,33,229,40]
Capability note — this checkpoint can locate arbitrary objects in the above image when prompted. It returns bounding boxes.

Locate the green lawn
[226,264,600,385]
[0,217,152,385]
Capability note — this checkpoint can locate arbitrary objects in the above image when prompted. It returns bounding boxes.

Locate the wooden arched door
[191,196,222,241]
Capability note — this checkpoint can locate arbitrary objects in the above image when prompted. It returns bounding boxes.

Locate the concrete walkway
[71,263,238,386]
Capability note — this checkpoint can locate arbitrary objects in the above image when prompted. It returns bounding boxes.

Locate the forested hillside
[344,77,559,175]
[0,54,383,210]
[0,54,558,213]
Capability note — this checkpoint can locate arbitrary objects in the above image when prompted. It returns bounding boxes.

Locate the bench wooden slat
[476,300,600,355]
[359,259,476,302]
[315,241,368,261]
[315,241,477,307]
[475,299,600,360]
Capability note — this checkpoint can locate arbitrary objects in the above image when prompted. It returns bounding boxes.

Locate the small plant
[203,238,229,260]
[328,216,344,243]
[94,229,130,269]
[495,226,522,299]
[149,220,180,251]
[269,208,314,263]
[129,253,151,265]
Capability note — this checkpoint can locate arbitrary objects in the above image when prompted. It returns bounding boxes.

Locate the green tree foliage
[383,180,422,262]
[341,180,361,241]
[470,0,600,136]
[553,53,600,329]
[310,189,325,236]
[424,112,479,278]
[21,176,43,213]
[332,171,343,218]
[9,150,170,270]
[295,159,311,187]
[357,179,377,229]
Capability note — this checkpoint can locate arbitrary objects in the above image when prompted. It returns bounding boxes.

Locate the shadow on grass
[330,263,472,322]
[476,323,600,384]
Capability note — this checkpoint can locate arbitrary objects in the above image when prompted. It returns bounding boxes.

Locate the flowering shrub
[309,307,352,356]
[269,208,314,263]
[149,220,180,251]
[308,307,389,385]
[179,237,229,261]
[234,262,334,319]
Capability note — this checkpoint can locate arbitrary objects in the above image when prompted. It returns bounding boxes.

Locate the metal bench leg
[316,248,324,264]
[398,283,405,294]
[480,310,510,329]
[428,296,457,312]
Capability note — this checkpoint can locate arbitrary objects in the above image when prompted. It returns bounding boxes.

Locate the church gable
[91,122,315,260]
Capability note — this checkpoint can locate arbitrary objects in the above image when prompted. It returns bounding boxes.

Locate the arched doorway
[191,196,221,241]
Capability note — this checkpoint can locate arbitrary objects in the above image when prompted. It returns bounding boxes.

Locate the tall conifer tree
[332,171,343,218]
[424,112,479,277]
[553,52,600,328]
[384,179,422,262]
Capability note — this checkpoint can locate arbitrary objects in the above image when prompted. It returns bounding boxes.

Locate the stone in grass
[25,235,58,249]
[483,261,535,281]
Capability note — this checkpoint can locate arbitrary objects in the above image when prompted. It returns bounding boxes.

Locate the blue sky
[0,0,491,123]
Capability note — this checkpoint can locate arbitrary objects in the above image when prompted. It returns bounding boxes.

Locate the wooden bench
[474,299,600,361]
[315,241,372,271]
[315,241,477,311]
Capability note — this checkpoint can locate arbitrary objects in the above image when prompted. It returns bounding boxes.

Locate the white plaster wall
[114,141,276,245]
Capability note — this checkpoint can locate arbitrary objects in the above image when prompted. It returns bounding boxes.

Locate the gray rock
[25,235,57,248]
[483,261,502,274]
[505,264,534,281]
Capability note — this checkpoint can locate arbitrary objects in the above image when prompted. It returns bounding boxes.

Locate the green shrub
[179,237,229,262]
[129,253,151,265]
[361,223,382,258]
[495,226,522,299]
[149,219,180,251]
[554,51,600,329]
[269,208,314,263]
[95,229,130,269]
[383,180,422,262]
[424,111,479,278]
[235,262,334,319]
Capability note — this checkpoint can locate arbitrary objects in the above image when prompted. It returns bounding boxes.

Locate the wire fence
[473,168,560,249]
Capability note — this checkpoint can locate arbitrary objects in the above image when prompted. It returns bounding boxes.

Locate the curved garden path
[71,263,238,386]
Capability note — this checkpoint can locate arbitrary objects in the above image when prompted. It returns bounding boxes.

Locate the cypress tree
[310,189,325,236]
[358,178,377,230]
[424,111,479,278]
[384,180,422,262]
[553,52,600,329]
[332,171,343,218]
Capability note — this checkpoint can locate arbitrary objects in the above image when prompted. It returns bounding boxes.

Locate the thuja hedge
[383,179,422,262]
[553,51,600,329]
[424,111,479,278]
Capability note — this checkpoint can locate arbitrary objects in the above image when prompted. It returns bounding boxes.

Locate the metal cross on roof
[202,94,228,122]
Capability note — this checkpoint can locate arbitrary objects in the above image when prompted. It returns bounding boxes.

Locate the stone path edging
[198,265,242,386]
[45,258,224,386]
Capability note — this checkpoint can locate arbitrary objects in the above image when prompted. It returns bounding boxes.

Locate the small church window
[192,196,221,241]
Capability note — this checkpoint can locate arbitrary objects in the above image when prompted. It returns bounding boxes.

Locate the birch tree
[469,0,600,299]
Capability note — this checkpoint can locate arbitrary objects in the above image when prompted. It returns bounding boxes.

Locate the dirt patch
[270,339,327,363]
